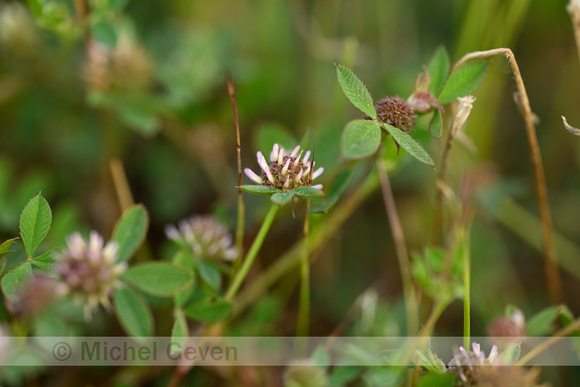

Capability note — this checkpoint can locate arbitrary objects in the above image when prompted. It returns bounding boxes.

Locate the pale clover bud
[244,144,324,191]
[0,3,40,57]
[283,360,329,387]
[568,0,580,31]
[56,231,126,320]
[85,32,153,93]
[487,308,526,338]
[452,95,476,133]
[165,215,237,262]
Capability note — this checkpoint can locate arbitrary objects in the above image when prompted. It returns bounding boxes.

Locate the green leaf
[108,0,129,11]
[111,204,149,262]
[0,238,17,254]
[20,194,52,258]
[382,124,435,167]
[184,296,233,322]
[113,286,153,337]
[119,108,159,136]
[0,238,18,260]
[429,108,443,139]
[527,305,562,336]
[122,262,193,297]
[1,263,32,301]
[311,169,352,213]
[91,19,117,47]
[417,374,455,387]
[170,309,189,355]
[239,185,282,195]
[292,187,324,197]
[198,260,222,290]
[329,366,364,386]
[312,346,330,367]
[27,0,42,17]
[172,249,196,307]
[341,119,381,160]
[427,46,450,96]
[32,247,60,274]
[437,61,489,105]
[335,65,376,119]
[499,342,521,364]
[270,192,294,206]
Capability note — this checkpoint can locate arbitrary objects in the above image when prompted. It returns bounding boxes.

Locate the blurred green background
[1,0,580,339]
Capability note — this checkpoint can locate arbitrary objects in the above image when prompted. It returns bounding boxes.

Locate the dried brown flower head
[374,96,417,132]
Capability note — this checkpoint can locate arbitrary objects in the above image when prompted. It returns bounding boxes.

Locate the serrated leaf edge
[382,124,435,168]
[335,64,377,119]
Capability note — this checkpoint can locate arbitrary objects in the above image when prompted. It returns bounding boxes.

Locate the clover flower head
[446,341,547,386]
[56,231,126,320]
[85,32,153,93]
[0,3,40,57]
[166,215,237,261]
[375,96,417,132]
[12,275,58,317]
[487,308,526,338]
[244,144,324,191]
[448,342,499,384]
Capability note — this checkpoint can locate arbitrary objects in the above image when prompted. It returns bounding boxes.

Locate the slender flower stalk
[227,76,245,278]
[233,172,379,319]
[461,231,471,349]
[376,157,417,335]
[296,200,311,339]
[225,203,279,301]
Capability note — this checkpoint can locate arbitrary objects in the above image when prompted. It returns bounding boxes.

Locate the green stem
[461,231,471,349]
[376,158,418,335]
[297,200,311,337]
[225,203,279,302]
[227,76,245,278]
[232,171,379,318]
[420,300,448,338]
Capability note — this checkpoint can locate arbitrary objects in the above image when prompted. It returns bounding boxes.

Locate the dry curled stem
[449,48,561,303]
[562,116,580,136]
